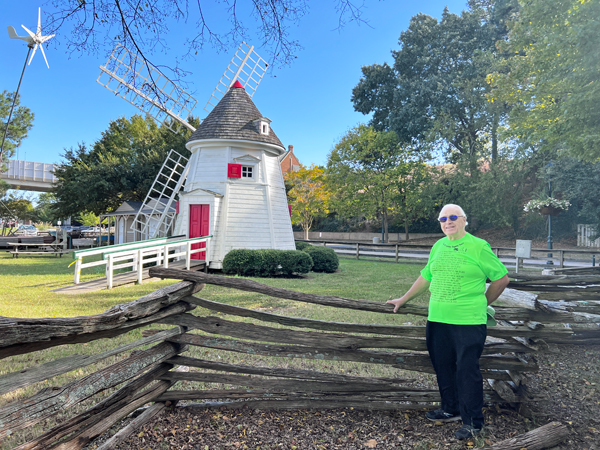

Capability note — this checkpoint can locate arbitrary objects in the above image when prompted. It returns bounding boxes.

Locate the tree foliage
[0,90,34,162]
[52,114,195,218]
[285,164,330,240]
[351,2,517,171]
[488,0,600,161]
[326,125,434,242]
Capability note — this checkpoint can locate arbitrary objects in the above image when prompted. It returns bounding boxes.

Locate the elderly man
[387,204,509,440]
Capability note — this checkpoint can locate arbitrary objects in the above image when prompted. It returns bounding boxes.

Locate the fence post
[560,250,564,268]
[74,258,82,284]
[163,245,169,268]
[137,249,143,285]
[356,243,360,260]
[395,244,399,263]
[203,239,209,273]
[186,242,192,270]
[107,254,114,289]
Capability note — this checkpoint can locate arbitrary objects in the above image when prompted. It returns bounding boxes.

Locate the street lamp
[546,162,554,265]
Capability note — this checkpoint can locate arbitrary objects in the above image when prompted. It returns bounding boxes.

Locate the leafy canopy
[0,90,34,162]
[326,124,434,240]
[52,114,195,218]
[488,0,600,161]
[352,2,515,170]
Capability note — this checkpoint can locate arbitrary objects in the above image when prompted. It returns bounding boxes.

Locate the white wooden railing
[71,235,211,288]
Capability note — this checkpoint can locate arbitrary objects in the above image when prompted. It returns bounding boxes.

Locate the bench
[8,242,69,258]
[72,238,95,249]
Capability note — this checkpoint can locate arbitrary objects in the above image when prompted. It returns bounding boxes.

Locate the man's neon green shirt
[420,232,508,325]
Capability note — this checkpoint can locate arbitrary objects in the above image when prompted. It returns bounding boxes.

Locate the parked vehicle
[14,225,38,236]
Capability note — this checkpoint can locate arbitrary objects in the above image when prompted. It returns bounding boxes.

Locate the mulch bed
[97,344,600,450]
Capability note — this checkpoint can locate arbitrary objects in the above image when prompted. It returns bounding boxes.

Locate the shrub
[222,248,313,277]
[295,240,312,251]
[304,246,339,273]
[222,249,265,276]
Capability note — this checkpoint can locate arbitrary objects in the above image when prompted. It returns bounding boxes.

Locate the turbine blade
[37,8,42,35]
[39,34,55,44]
[28,44,38,65]
[40,44,50,69]
[21,24,35,39]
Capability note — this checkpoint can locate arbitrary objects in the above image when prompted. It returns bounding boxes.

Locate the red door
[189,204,210,260]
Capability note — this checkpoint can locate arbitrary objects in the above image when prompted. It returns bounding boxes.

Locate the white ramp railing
[71,235,211,289]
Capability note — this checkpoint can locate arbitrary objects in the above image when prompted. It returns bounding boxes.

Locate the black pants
[426,321,486,429]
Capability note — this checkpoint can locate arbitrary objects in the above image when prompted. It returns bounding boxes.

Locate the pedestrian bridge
[0,159,57,192]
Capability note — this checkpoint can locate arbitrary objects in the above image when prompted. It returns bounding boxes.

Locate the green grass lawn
[0,251,431,449]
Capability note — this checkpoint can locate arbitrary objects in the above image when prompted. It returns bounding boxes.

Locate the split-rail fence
[2,267,600,449]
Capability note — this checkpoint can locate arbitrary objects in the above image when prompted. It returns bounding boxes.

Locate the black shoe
[425,408,461,422]
[454,425,482,440]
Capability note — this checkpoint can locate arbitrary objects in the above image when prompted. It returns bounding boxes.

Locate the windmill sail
[97,44,198,133]
[130,150,190,239]
[204,42,269,113]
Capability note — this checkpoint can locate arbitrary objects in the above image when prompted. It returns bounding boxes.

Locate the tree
[548,157,600,237]
[0,90,35,163]
[33,192,59,224]
[0,192,35,235]
[285,164,330,240]
[52,114,195,217]
[488,0,600,161]
[45,0,370,72]
[351,1,517,172]
[326,125,432,242]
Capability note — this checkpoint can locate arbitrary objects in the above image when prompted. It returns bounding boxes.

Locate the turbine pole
[0,46,32,165]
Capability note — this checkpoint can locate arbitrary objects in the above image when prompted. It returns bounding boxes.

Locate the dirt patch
[101,344,600,450]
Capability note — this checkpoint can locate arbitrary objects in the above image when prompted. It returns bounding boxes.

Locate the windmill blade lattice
[204,42,269,113]
[97,44,198,133]
[131,150,190,240]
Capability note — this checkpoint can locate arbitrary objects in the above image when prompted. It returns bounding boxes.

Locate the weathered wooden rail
[1,269,598,448]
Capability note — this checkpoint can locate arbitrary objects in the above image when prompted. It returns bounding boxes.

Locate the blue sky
[1,1,467,170]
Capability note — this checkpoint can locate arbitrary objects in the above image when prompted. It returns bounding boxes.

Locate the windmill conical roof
[187,84,284,151]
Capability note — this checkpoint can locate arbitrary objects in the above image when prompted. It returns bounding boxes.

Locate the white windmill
[96,42,295,268]
[1,8,54,163]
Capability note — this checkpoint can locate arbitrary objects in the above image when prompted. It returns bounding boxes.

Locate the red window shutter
[288,205,292,216]
[176,201,179,214]
[228,163,242,178]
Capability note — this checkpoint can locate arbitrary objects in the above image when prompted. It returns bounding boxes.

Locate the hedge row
[223,249,313,277]
[222,243,340,277]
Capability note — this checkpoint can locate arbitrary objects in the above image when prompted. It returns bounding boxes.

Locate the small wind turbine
[8,7,55,68]
[1,8,54,163]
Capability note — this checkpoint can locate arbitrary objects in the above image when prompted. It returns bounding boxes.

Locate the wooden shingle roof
[187,83,284,151]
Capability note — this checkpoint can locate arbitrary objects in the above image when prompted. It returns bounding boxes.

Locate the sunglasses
[438,215,464,223]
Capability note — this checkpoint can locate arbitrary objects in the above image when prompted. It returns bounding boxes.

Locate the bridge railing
[0,159,57,182]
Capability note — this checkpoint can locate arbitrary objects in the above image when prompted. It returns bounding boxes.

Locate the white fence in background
[578,224,600,248]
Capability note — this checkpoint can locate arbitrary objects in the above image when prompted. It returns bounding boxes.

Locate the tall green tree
[0,90,35,162]
[326,125,433,242]
[488,0,600,161]
[352,1,517,172]
[52,114,196,218]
